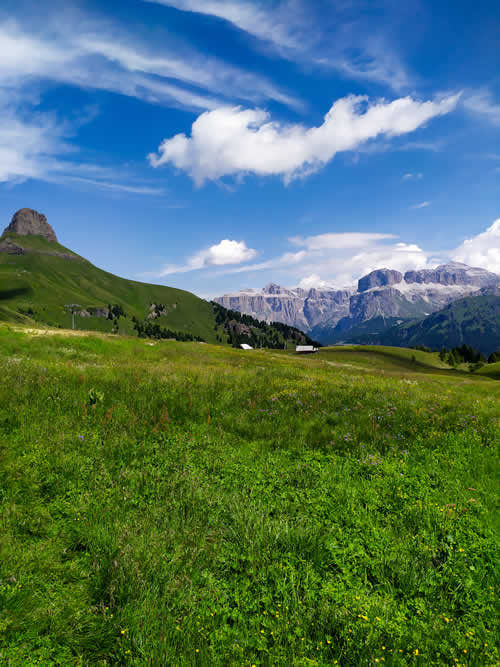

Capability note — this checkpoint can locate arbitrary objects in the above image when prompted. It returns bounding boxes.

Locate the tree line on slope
[211,302,322,349]
[131,316,205,342]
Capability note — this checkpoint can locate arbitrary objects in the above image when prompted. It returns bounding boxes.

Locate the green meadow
[0,326,498,666]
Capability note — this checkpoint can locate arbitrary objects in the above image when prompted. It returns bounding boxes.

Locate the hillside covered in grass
[0,230,222,341]
[0,230,313,348]
[0,326,498,665]
[366,294,500,356]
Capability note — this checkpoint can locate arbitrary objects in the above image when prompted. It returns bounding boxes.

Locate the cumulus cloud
[149,220,500,290]
[287,239,431,288]
[207,233,433,288]
[158,239,257,276]
[298,274,330,289]
[149,93,460,185]
[453,219,500,275]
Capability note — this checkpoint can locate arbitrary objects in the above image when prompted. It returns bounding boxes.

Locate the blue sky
[1,0,499,296]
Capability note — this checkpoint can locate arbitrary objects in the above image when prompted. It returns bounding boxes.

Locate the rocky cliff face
[3,208,58,242]
[214,263,500,343]
[358,269,403,291]
[404,262,496,287]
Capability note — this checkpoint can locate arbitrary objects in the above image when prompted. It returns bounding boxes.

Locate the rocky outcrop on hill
[0,209,84,260]
[147,303,168,319]
[214,263,500,343]
[0,238,25,254]
[226,320,253,337]
[4,208,58,242]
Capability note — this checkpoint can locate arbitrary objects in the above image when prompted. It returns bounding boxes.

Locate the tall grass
[0,327,498,665]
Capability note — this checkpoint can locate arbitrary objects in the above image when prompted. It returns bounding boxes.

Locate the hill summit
[3,208,58,243]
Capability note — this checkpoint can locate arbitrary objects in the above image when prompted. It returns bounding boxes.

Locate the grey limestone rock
[4,208,58,243]
[214,262,499,342]
[358,269,403,292]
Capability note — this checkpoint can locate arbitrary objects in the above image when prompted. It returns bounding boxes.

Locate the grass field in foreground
[0,327,498,665]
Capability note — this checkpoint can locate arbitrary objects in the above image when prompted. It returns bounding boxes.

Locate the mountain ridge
[215,263,500,343]
[360,293,500,356]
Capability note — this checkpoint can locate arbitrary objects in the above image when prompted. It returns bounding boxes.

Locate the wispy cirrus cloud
[0,85,165,193]
[0,4,299,191]
[409,201,431,209]
[147,0,412,91]
[402,172,423,180]
[463,89,500,125]
[289,232,396,250]
[149,93,461,185]
[146,0,305,51]
[0,15,300,113]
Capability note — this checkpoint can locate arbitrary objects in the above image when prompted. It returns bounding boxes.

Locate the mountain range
[2,207,499,355]
[214,264,500,345]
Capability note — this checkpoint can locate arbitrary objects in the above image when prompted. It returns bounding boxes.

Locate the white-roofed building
[296,345,319,353]
[240,343,253,350]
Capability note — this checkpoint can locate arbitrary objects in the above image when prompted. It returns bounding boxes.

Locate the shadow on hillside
[0,287,33,300]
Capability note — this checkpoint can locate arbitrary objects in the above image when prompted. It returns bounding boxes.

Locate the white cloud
[463,89,500,126]
[0,17,299,112]
[0,87,165,193]
[409,201,431,209]
[158,239,257,275]
[202,239,257,266]
[150,221,500,290]
[0,6,302,191]
[289,239,431,288]
[204,232,432,287]
[214,250,306,275]
[149,93,460,185]
[290,232,396,250]
[147,0,411,91]
[402,172,423,180]
[453,219,500,275]
[298,274,330,289]
[147,0,301,50]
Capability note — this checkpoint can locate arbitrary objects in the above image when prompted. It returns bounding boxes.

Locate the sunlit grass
[0,325,498,665]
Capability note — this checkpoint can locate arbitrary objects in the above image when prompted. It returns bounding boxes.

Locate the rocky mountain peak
[3,208,58,243]
[358,269,403,292]
[263,283,285,295]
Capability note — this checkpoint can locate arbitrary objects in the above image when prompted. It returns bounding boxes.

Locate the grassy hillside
[0,233,313,348]
[0,325,498,665]
[476,361,500,380]
[372,295,500,355]
[319,344,452,375]
[312,316,408,346]
[0,232,221,341]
